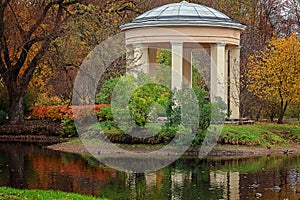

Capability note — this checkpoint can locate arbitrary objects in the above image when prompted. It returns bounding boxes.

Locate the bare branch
[26,2,54,39]
[11,36,47,78]
[0,0,11,77]
[0,54,6,75]
[2,35,11,68]
[26,0,80,39]
[21,39,51,87]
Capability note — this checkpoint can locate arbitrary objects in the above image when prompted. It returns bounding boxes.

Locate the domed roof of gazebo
[120,1,246,30]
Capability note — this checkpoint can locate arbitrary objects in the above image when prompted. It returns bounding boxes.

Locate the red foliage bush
[29,104,108,121]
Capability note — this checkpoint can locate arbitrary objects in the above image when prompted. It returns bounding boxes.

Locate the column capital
[171,41,183,46]
[215,42,227,46]
[210,42,227,48]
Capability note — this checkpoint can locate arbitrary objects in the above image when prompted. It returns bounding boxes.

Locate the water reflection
[0,143,300,199]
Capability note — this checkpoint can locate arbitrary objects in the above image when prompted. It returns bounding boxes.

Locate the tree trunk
[7,84,26,124]
[8,92,25,124]
[278,100,288,124]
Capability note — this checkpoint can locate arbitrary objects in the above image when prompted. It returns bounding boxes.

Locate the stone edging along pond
[0,135,69,144]
[0,120,60,135]
[0,120,67,144]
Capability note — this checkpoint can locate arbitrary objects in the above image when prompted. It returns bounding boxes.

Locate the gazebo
[120,1,246,119]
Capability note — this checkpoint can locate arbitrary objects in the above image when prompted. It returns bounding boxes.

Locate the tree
[247,33,300,123]
[0,0,92,124]
[41,1,140,103]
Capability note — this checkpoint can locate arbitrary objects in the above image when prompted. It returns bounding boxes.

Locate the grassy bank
[47,123,300,157]
[0,187,106,200]
[221,123,300,147]
[65,123,300,149]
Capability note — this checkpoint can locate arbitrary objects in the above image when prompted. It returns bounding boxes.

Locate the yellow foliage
[33,93,65,106]
[247,32,300,104]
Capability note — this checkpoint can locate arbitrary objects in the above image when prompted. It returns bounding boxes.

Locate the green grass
[66,137,82,145]
[0,187,107,200]
[221,123,300,147]
[67,123,300,148]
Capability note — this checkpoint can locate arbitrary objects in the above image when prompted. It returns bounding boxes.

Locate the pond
[0,143,300,200]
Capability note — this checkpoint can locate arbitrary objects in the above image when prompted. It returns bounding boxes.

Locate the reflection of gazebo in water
[120,1,246,119]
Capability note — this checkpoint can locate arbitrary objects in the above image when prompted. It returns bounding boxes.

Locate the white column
[229,46,241,119]
[225,48,229,105]
[183,48,192,87]
[171,42,183,89]
[210,43,227,103]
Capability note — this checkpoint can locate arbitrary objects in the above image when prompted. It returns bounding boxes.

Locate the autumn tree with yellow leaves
[247,33,300,124]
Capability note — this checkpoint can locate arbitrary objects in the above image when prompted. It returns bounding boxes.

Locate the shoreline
[47,139,300,158]
[1,120,299,158]
[0,134,298,158]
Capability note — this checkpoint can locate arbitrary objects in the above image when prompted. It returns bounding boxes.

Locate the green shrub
[166,85,211,131]
[60,117,77,137]
[155,124,176,143]
[97,74,170,129]
[129,83,169,127]
[98,121,119,130]
[193,129,207,146]
[194,87,212,130]
[95,74,227,145]
[165,86,227,146]
[96,77,120,104]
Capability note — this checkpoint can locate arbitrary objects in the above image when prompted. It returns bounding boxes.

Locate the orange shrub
[29,104,108,121]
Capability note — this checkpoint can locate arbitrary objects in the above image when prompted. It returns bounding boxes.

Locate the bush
[158,124,177,142]
[96,77,120,104]
[193,129,207,146]
[29,105,107,121]
[95,74,227,145]
[129,83,169,127]
[165,86,227,146]
[97,74,170,128]
[60,117,77,137]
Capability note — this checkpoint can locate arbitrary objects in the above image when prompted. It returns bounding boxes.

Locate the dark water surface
[0,143,300,200]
